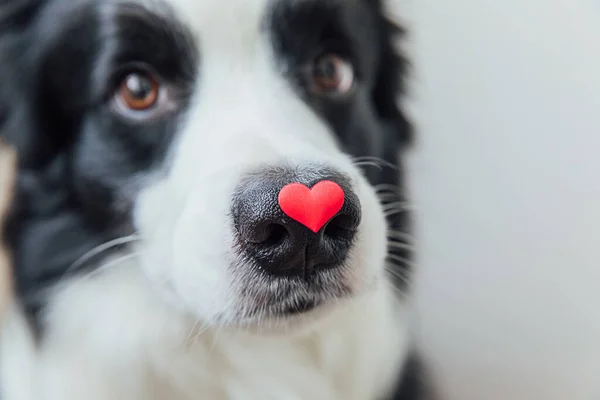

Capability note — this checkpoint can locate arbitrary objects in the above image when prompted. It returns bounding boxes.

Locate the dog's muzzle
[232,166,361,278]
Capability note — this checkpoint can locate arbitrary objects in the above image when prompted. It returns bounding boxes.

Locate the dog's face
[0,0,410,331]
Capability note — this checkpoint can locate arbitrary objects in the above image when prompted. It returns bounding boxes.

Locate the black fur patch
[0,0,199,318]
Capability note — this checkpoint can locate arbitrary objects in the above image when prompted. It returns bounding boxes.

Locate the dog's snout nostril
[256,223,288,247]
[232,167,361,277]
[323,214,358,240]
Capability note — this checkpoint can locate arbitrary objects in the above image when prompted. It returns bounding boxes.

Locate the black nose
[232,166,361,278]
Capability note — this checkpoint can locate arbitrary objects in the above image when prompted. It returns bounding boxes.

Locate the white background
[394,0,600,398]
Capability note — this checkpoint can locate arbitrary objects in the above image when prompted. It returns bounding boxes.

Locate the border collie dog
[0,0,427,398]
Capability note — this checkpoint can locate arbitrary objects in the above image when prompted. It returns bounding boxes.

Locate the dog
[0,0,429,398]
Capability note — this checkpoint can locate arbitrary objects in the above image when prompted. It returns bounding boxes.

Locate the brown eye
[118,71,159,111]
[311,54,354,94]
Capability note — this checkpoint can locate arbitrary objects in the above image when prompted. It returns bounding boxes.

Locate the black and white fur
[0,0,428,398]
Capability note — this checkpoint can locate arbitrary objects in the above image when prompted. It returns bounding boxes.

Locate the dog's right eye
[310,54,354,96]
[117,71,160,111]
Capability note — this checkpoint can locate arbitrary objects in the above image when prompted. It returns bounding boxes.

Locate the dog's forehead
[137,0,276,38]
[130,0,350,44]
[38,0,362,60]
[161,0,270,25]
[160,0,272,64]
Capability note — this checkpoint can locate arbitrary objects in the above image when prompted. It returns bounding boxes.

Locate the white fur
[0,0,410,398]
[2,262,409,400]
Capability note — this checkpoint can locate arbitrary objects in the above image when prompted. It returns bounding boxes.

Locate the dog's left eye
[117,71,160,111]
[310,54,354,95]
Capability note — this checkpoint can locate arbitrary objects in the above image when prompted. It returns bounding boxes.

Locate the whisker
[386,253,415,268]
[176,293,221,348]
[383,202,414,218]
[382,201,411,211]
[89,251,142,276]
[374,183,402,193]
[67,234,141,275]
[387,240,415,252]
[376,191,403,204]
[383,278,410,300]
[385,258,414,289]
[353,161,384,170]
[387,230,414,243]
[377,191,399,198]
[185,319,202,344]
[20,250,145,311]
[385,209,406,218]
[351,156,399,171]
[190,317,219,347]
[67,251,143,289]
[206,324,224,361]
[386,268,411,287]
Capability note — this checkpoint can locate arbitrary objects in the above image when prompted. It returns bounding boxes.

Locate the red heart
[278,180,345,233]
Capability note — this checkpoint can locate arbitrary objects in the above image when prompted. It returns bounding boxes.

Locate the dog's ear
[0,2,110,320]
[362,1,414,292]
[0,0,44,33]
[370,2,412,147]
[0,0,56,168]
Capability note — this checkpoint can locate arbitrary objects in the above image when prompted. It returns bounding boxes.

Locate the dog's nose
[232,167,361,277]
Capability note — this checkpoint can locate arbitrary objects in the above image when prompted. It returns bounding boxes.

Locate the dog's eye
[311,54,354,95]
[117,71,160,111]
